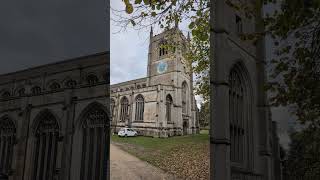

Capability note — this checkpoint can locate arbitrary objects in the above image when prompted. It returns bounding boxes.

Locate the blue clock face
[157,61,168,74]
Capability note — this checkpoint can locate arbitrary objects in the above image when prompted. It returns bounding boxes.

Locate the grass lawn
[111,131,209,179]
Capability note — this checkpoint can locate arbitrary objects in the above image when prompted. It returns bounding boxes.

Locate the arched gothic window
[87,74,98,85]
[182,82,188,114]
[229,63,252,167]
[31,86,41,95]
[110,99,115,119]
[120,97,129,122]
[80,104,108,180]
[159,41,168,57]
[166,95,173,122]
[49,82,61,90]
[135,95,144,121]
[0,116,16,174]
[32,110,59,180]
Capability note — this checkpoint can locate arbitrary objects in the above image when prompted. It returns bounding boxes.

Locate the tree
[262,1,320,178]
[198,101,210,128]
[265,0,320,127]
[282,127,320,180]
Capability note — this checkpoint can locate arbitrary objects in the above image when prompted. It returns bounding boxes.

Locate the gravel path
[110,143,181,180]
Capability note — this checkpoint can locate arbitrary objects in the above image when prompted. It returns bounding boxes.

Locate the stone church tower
[147,27,197,135]
[110,27,199,137]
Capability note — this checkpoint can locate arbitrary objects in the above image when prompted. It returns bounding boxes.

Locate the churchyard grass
[111,131,209,179]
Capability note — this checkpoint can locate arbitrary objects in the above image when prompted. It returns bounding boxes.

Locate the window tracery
[120,97,129,122]
[80,104,108,180]
[135,95,144,121]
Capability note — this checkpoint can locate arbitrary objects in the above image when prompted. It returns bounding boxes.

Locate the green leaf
[125,3,134,14]
[189,22,195,29]
[143,0,150,5]
[151,11,157,17]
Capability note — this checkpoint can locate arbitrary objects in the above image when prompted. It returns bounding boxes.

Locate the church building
[110,28,199,137]
[0,53,109,180]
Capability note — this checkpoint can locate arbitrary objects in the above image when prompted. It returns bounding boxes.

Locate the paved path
[110,143,181,180]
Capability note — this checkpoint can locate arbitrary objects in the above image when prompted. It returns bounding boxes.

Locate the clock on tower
[156,61,168,74]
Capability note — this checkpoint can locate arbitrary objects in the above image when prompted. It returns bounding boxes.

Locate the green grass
[111,133,210,179]
[200,129,209,135]
[112,133,208,149]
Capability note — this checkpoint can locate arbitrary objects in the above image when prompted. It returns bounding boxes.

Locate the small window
[50,82,61,90]
[65,80,77,88]
[236,15,243,34]
[87,74,98,85]
[159,41,169,57]
[31,86,41,95]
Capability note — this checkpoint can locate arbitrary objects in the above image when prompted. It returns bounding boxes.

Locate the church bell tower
[146,27,192,87]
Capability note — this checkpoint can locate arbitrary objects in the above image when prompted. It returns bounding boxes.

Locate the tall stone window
[229,63,252,169]
[0,116,16,175]
[135,95,144,121]
[110,98,115,119]
[166,95,173,122]
[182,82,187,114]
[120,97,129,122]
[32,110,59,180]
[80,104,108,180]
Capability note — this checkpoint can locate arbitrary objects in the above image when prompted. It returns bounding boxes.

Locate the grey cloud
[0,0,108,74]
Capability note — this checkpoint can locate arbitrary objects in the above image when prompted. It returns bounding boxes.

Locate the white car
[117,128,138,137]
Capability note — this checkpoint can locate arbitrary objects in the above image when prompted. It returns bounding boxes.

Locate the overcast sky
[0,0,108,75]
